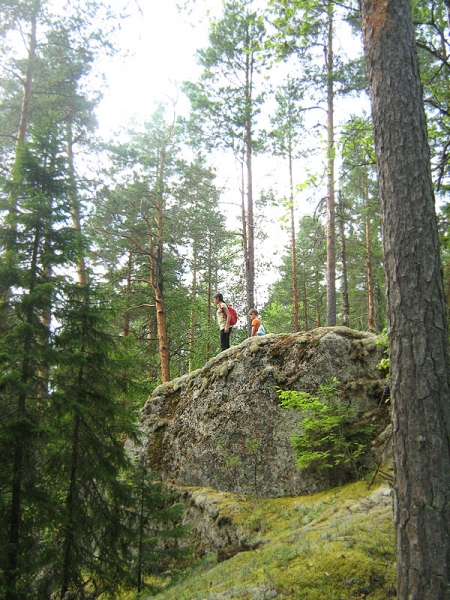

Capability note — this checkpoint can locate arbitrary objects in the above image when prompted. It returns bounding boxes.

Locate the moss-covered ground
[139,475,395,600]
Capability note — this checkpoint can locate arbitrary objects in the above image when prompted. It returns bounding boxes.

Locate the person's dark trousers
[220,328,232,351]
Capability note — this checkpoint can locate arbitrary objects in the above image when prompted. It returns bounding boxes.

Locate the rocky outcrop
[140,327,390,498]
[174,486,268,558]
[172,482,393,559]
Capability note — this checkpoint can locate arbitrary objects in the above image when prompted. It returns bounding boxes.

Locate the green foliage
[279,379,375,482]
[0,278,188,599]
[124,461,191,595]
[265,214,326,332]
[262,299,293,334]
[338,115,386,332]
[0,114,189,597]
[183,0,268,152]
[90,112,231,382]
[376,329,390,404]
[22,285,140,599]
[377,357,390,372]
[412,0,450,194]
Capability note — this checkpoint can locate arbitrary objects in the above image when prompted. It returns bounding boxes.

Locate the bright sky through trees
[98,0,367,133]
[97,0,217,135]
[92,0,370,305]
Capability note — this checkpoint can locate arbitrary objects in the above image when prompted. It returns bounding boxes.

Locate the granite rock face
[140,327,389,498]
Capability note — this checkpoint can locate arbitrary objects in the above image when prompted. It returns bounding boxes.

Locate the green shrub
[279,378,375,482]
[376,329,391,405]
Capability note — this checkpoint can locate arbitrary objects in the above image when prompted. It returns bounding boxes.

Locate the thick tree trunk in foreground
[361,0,450,597]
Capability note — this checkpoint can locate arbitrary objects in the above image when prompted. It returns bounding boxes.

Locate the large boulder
[140,327,390,498]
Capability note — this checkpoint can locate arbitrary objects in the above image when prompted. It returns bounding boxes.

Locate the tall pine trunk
[239,156,251,335]
[303,269,309,330]
[205,232,214,362]
[66,118,87,287]
[289,147,300,332]
[364,189,375,332]
[361,0,450,596]
[2,11,38,327]
[245,29,255,315]
[8,10,37,229]
[337,196,350,328]
[189,251,197,373]
[325,2,336,326]
[150,143,171,383]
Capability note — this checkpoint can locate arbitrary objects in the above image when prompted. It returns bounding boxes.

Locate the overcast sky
[97,0,219,135]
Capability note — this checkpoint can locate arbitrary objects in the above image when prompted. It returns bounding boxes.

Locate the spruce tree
[0,136,76,598]
[183,0,268,320]
[125,460,190,595]
[41,283,139,599]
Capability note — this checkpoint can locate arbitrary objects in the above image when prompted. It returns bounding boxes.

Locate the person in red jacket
[213,293,232,351]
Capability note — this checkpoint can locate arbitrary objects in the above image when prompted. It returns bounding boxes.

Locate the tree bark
[2,10,38,327]
[9,9,37,222]
[239,156,252,336]
[303,269,308,330]
[361,0,450,597]
[205,232,213,362]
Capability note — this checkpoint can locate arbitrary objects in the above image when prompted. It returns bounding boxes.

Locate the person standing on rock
[213,293,232,351]
[248,308,261,336]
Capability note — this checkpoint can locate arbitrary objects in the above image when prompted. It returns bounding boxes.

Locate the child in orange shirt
[248,308,261,336]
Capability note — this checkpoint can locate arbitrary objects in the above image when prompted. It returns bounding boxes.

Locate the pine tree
[361,0,450,594]
[268,77,305,331]
[339,115,385,331]
[412,0,450,194]
[265,214,326,332]
[183,0,267,322]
